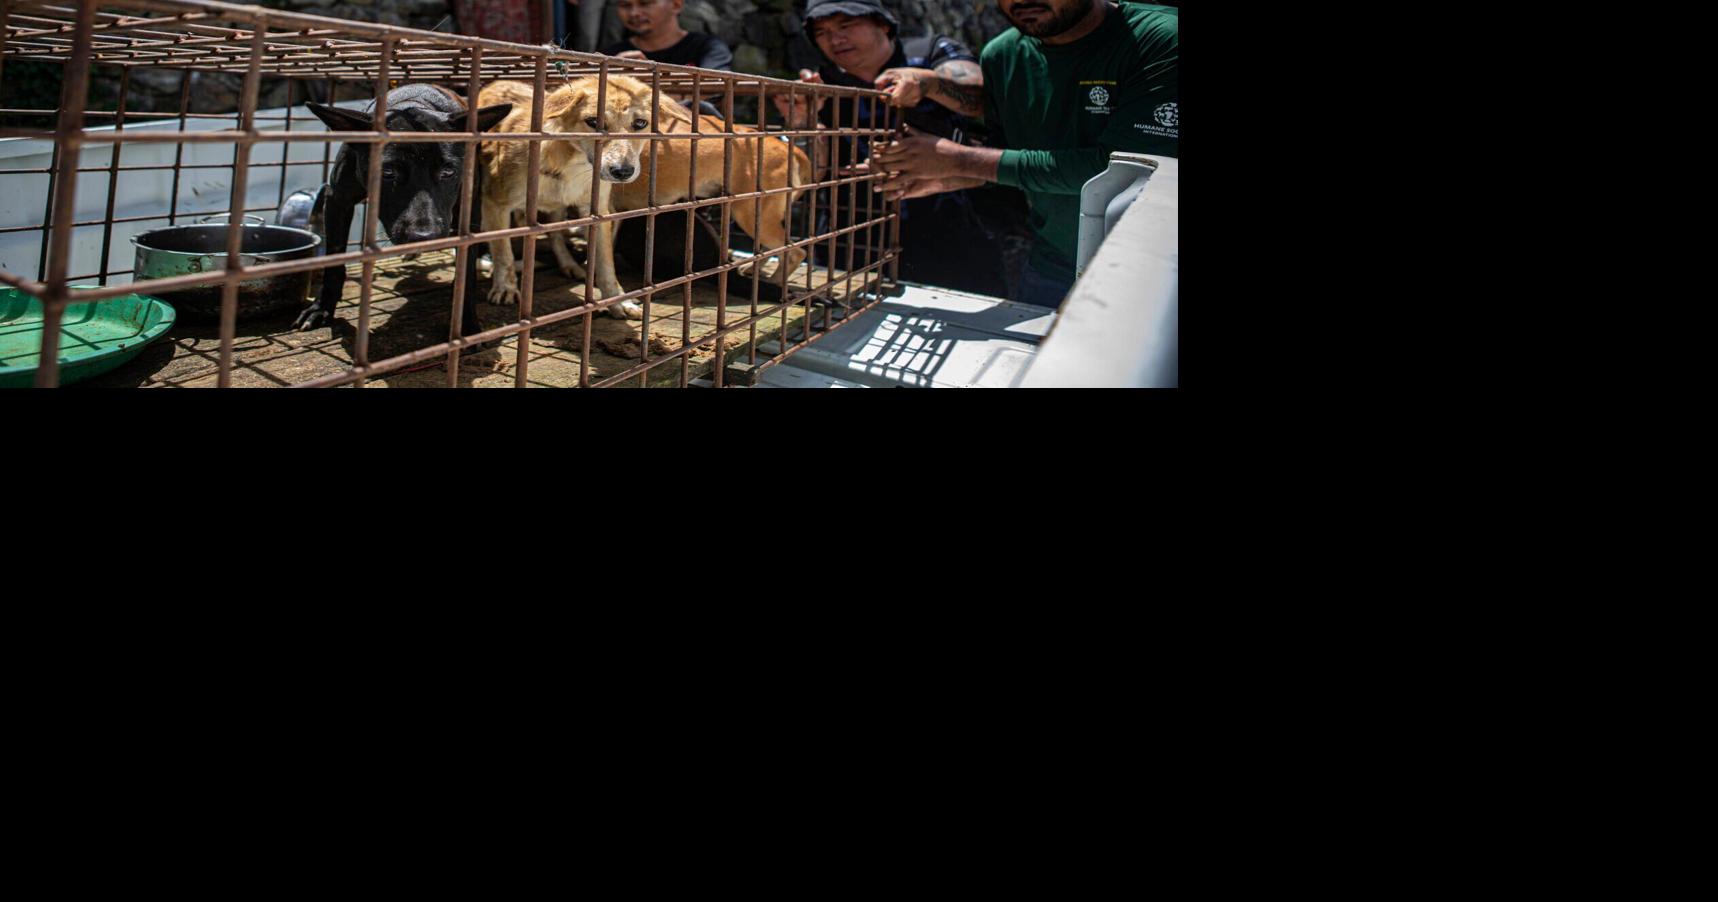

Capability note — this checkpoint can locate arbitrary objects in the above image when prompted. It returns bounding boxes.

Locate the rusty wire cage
[0,0,902,387]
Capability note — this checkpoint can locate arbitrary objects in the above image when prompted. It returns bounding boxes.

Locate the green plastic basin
[0,287,176,388]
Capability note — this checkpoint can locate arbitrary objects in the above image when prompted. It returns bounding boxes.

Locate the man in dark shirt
[774,0,1025,298]
[601,0,733,70]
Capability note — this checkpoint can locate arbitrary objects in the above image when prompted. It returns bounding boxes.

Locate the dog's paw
[609,299,645,320]
[487,283,520,307]
[293,304,333,331]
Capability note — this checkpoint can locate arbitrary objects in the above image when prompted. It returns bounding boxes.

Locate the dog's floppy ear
[306,101,376,133]
[473,102,513,132]
[542,86,589,124]
[655,95,695,128]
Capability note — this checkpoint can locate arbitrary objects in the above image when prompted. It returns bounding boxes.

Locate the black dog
[297,85,512,338]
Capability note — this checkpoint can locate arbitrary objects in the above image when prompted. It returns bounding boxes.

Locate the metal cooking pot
[131,222,322,320]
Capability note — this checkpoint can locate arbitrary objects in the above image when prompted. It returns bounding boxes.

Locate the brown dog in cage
[479,75,689,319]
[609,107,812,284]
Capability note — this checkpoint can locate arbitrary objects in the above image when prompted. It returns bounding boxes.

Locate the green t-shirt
[981,2,1178,282]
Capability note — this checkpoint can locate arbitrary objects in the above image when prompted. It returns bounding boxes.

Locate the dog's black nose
[399,228,440,246]
[608,163,636,181]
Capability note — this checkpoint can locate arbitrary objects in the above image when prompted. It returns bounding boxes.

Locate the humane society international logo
[1083,81,1114,115]
[1133,101,1179,139]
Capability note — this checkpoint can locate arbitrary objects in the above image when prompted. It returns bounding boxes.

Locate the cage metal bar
[712,79,734,387]
[639,66,660,387]
[439,41,481,383]
[581,56,609,390]
[514,53,547,389]
[357,34,393,388]
[33,0,98,388]
[747,79,764,367]
[5,123,874,143]
[215,21,265,387]
[681,69,698,388]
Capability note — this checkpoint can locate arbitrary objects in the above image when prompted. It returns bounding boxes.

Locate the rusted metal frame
[582,58,610,389]
[13,0,883,89]
[95,64,130,285]
[32,0,98,388]
[781,79,802,357]
[851,101,876,312]
[443,41,481,388]
[215,23,267,388]
[839,86,865,323]
[711,79,734,387]
[681,70,699,388]
[512,55,549,389]
[357,34,394,388]
[51,123,873,143]
[857,102,891,301]
[166,68,190,224]
[0,108,295,122]
[289,221,894,390]
[7,9,229,41]
[639,68,661,387]
[10,22,346,62]
[884,105,901,287]
[58,170,883,304]
[0,269,45,295]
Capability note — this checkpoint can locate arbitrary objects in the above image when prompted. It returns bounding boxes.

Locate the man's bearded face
[999,0,1094,38]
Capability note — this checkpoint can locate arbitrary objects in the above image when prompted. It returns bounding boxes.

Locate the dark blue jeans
[1011,260,1075,310]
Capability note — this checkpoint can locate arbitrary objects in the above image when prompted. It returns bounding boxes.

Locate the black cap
[803,0,899,40]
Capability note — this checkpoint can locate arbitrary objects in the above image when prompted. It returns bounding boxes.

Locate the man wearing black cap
[776,0,1023,298]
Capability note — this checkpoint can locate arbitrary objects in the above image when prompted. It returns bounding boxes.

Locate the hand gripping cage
[0,0,903,387]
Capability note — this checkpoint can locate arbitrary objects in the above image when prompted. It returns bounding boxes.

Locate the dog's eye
[381,166,399,181]
[439,166,459,181]
[631,119,648,131]
[584,117,601,130]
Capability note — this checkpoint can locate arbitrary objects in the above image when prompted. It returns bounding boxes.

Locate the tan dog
[611,110,812,281]
[479,75,690,318]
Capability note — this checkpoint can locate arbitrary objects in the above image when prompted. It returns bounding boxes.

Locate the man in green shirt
[871,1,1178,308]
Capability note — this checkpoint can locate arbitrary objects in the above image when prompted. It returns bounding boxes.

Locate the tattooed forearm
[928,61,986,117]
